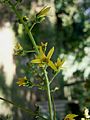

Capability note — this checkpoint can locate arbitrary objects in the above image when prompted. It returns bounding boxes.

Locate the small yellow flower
[38,42,48,52]
[41,42,48,48]
[55,58,65,70]
[15,43,23,51]
[31,46,57,71]
[14,43,23,55]
[17,76,27,86]
[36,6,50,18]
[64,114,78,120]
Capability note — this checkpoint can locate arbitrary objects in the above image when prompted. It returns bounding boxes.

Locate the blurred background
[0,0,90,120]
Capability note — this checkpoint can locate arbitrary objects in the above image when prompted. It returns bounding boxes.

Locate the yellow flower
[14,43,23,55]
[41,42,48,48]
[64,114,78,120]
[15,43,23,51]
[17,76,27,86]
[31,46,57,71]
[55,58,65,70]
[38,42,48,52]
[36,6,50,18]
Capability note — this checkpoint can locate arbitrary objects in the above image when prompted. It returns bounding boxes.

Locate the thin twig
[44,69,53,120]
[51,95,56,120]
[49,71,59,85]
[30,22,36,31]
[0,97,47,120]
[8,1,39,54]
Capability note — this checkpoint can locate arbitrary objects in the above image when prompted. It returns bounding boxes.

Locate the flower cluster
[17,76,33,87]
[17,43,65,86]
[31,42,64,72]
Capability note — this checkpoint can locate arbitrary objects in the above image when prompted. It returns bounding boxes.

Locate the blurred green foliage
[54,0,90,107]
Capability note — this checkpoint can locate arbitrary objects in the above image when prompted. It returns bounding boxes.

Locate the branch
[0,97,47,120]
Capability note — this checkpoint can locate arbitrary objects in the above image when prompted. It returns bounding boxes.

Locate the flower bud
[36,6,50,19]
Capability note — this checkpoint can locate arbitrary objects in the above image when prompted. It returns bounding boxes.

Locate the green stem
[49,71,59,85]
[24,50,35,53]
[8,1,39,54]
[44,69,53,120]
[51,95,56,120]
[30,22,36,31]
[0,97,47,120]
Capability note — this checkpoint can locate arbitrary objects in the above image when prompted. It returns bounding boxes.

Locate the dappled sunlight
[0,22,16,86]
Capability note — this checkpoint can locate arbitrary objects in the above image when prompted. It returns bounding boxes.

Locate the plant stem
[8,1,39,54]
[0,97,47,120]
[24,50,35,53]
[49,71,59,85]
[7,1,54,120]
[30,22,36,31]
[51,95,56,120]
[44,69,53,120]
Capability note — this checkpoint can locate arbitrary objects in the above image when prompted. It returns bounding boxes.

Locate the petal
[40,46,46,58]
[37,6,50,18]
[48,60,57,71]
[17,81,24,86]
[39,64,44,67]
[41,42,48,47]
[31,59,41,63]
[47,47,54,60]
[17,78,26,86]
[57,58,65,67]
[64,114,78,120]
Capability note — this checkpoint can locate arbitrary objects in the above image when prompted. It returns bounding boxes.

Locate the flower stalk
[44,69,53,120]
[0,97,47,120]
[9,2,54,119]
[1,1,65,119]
[8,1,39,54]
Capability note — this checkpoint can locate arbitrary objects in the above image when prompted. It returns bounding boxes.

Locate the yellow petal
[64,114,78,120]
[48,60,57,71]
[38,63,44,67]
[41,42,48,47]
[37,6,50,18]
[15,43,23,50]
[57,58,65,67]
[17,81,25,86]
[17,77,27,86]
[40,46,46,58]
[47,47,54,60]
[31,59,41,63]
